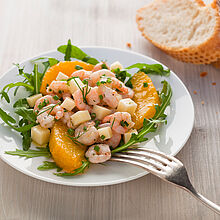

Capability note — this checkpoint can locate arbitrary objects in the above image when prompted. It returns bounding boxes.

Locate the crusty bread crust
[136,0,220,64]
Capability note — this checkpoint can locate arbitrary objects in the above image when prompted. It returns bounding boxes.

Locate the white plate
[0,47,194,186]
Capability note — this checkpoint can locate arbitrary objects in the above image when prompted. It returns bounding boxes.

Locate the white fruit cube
[26,94,42,107]
[31,125,50,146]
[110,61,123,71]
[98,127,113,140]
[92,105,112,120]
[124,129,138,144]
[70,110,91,126]
[117,98,137,116]
[68,78,85,94]
[56,72,69,81]
[61,97,76,111]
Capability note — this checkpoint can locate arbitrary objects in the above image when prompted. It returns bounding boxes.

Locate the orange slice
[131,72,160,130]
[49,121,87,173]
[40,61,94,94]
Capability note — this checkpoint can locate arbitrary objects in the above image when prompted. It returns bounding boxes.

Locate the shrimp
[36,104,64,128]
[62,92,72,100]
[102,112,135,134]
[34,95,59,112]
[70,70,92,81]
[85,144,111,163]
[36,112,55,128]
[90,69,128,93]
[86,87,100,106]
[98,85,121,109]
[73,87,100,111]
[73,89,92,112]
[92,62,110,72]
[98,123,121,148]
[61,111,74,128]
[74,121,99,145]
[46,80,70,94]
[120,87,134,99]
[90,69,115,86]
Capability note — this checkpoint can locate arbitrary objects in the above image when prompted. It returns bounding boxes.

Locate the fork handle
[187,189,220,215]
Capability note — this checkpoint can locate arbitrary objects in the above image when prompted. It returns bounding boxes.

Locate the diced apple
[98,127,113,140]
[68,78,85,94]
[26,94,42,107]
[92,105,112,120]
[110,61,123,71]
[31,125,50,146]
[117,98,137,116]
[61,97,76,111]
[56,72,69,81]
[70,110,91,126]
[123,129,138,144]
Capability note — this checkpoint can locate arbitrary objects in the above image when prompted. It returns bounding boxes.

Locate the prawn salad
[0,40,172,176]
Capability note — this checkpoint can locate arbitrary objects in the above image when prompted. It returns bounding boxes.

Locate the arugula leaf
[54,160,90,176]
[64,39,72,61]
[0,91,10,103]
[3,82,34,93]
[57,40,99,65]
[33,64,42,94]
[125,77,133,88]
[112,80,172,154]
[38,161,62,172]
[48,58,59,67]
[13,98,29,108]
[21,130,31,151]
[0,108,35,133]
[126,63,170,76]
[15,107,36,123]
[113,68,131,83]
[5,148,51,158]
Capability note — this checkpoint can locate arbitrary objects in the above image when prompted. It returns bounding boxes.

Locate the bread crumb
[193,90,197,94]
[212,82,216,85]
[200,72,207,77]
[201,101,205,105]
[126,42,132,48]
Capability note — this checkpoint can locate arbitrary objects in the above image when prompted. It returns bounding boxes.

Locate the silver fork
[110,148,220,215]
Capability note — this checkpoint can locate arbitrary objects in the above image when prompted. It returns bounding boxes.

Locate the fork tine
[128,147,182,164]
[110,157,163,176]
[124,150,171,166]
[114,153,167,172]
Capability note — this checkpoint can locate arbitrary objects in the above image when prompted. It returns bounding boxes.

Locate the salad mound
[0,40,172,176]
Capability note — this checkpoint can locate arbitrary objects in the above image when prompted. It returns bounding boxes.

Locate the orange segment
[49,121,87,173]
[131,72,160,130]
[40,61,94,94]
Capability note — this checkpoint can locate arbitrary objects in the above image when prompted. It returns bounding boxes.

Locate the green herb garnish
[100,135,105,140]
[53,95,59,101]
[94,145,100,152]
[143,82,148,88]
[75,65,83,70]
[120,120,129,127]
[91,113,96,120]
[99,95,103,100]
[67,128,74,136]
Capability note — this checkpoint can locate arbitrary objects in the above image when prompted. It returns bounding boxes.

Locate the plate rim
[0,46,195,186]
